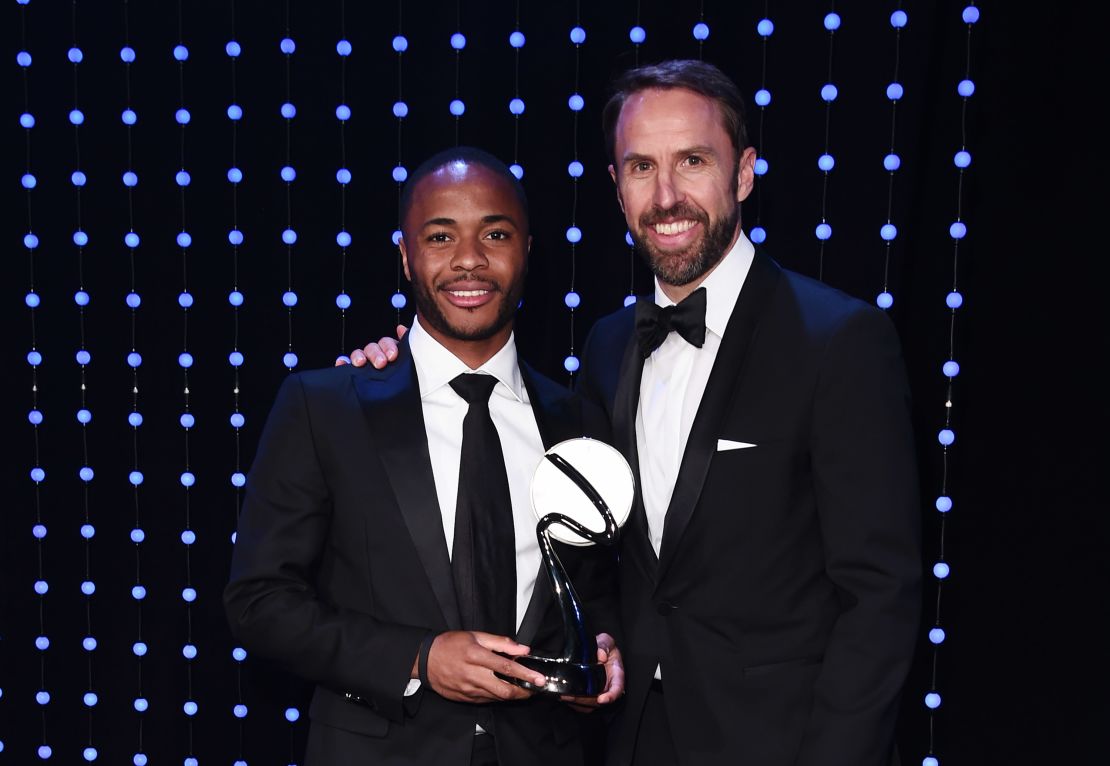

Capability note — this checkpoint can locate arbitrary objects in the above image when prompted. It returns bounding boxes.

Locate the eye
[486,229,512,241]
[427,232,451,243]
[685,154,704,166]
[633,161,653,173]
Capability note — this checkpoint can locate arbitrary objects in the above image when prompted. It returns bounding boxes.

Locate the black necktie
[449,373,517,637]
[634,287,708,358]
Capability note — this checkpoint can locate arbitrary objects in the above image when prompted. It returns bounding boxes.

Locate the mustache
[639,203,709,228]
[436,274,502,292]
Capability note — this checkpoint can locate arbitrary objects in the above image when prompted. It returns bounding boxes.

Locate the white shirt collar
[407,315,525,402]
[653,230,755,338]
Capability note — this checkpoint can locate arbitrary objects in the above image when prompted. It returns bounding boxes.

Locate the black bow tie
[634,287,708,358]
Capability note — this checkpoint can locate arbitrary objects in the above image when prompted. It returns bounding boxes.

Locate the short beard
[635,202,741,287]
[412,274,523,342]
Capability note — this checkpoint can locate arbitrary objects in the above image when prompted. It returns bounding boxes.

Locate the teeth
[653,220,695,236]
[449,290,489,297]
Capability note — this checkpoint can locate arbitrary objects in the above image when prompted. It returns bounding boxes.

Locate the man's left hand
[560,632,625,710]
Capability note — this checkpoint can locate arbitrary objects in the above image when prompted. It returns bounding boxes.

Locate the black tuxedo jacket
[225,342,616,766]
[578,251,921,766]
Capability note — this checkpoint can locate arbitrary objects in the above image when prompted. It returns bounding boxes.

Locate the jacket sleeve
[223,374,428,724]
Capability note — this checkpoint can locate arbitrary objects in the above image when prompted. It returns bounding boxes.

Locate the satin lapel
[355,342,461,631]
[612,321,657,576]
[655,252,782,584]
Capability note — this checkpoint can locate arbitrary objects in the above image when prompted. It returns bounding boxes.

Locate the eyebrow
[420,214,519,229]
[621,145,720,164]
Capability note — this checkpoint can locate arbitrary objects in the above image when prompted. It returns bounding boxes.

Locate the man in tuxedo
[225,147,623,766]
[349,61,921,766]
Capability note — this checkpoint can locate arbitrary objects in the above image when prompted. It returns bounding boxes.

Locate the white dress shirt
[404,316,545,697]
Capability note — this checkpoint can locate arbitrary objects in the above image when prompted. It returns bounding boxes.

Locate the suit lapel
[656,252,782,583]
[355,342,462,631]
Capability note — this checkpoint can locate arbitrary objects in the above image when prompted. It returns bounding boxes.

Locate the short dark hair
[602,59,750,166]
[398,146,528,235]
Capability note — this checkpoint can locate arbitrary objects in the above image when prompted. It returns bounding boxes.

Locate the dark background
[2,1,1105,764]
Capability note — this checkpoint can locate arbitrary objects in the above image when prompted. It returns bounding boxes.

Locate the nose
[450,236,488,271]
[652,166,682,211]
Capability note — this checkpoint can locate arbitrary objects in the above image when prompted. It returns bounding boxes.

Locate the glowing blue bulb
[282,228,298,245]
[280,37,296,54]
[285,707,300,722]
[821,84,838,102]
[884,153,901,171]
[391,35,407,53]
[75,349,92,366]
[876,292,894,309]
[26,292,41,308]
[923,758,939,766]
[20,112,36,128]
[284,352,299,368]
[180,413,195,429]
[83,747,98,761]
[815,223,832,240]
[230,412,245,428]
[173,45,189,61]
[929,627,946,644]
[121,46,136,63]
[816,154,835,172]
[567,161,584,178]
[80,525,95,541]
[127,352,142,368]
[391,292,407,309]
[229,290,244,306]
[227,104,243,120]
[228,229,244,246]
[954,150,971,168]
[887,82,904,101]
[129,471,144,486]
[27,351,43,367]
[565,291,581,308]
[943,360,960,377]
[624,295,637,307]
[938,428,955,446]
[336,168,351,184]
[73,229,89,245]
[184,700,198,716]
[891,10,909,28]
[629,26,646,44]
[180,471,196,488]
[824,12,841,30]
[625,232,635,247]
[234,704,248,718]
[392,166,408,183]
[228,167,243,183]
[936,495,953,513]
[182,586,197,602]
[39,745,52,759]
[509,164,524,180]
[182,642,197,658]
[81,580,96,595]
[123,171,138,187]
[950,221,967,239]
[25,233,40,249]
[336,104,351,121]
[750,226,767,244]
[568,94,585,111]
[283,291,298,307]
[692,22,710,40]
[178,352,193,368]
[29,408,44,425]
[17,51,32,68]
[754,89,771,107]
[280,165,296,183]
[924,692,942,709]
[933,562,950,580]
[231,472,246,487]
[34,579,48,594]
[566,226,582,243]
[334,231,352,249]
[450,99,466,116]
[122,108,137,125]
[510,30,526,48]
[132,585,147,600]
[229,351,244,367]
[36,636,50,650]
[68,47,84,63]
[754,158,768,176]
[570,26,586,44]
[564,356,580,373]
[226,40,241,57]
[281,102,296,119]
[175,108,191,125]
[451,33,466,50]
[963,6,980,24]
[131,524,146,541]
[391,230,402,245]
[134,755,148,766]
[232,647,248,661]
[757,18,774,37]
[881,224,898,241]
[79,466,94,482]
[509,98,525,115]
[75,290,91,307]
[177,231,193,248]
[393,100,409,118]
[84,692,98,707]
[134,697,148,711]
[33,523,47,538]
[128,412,144,427]
[957,79,975,97]
[36,691,50,705]
[22,173,37,189]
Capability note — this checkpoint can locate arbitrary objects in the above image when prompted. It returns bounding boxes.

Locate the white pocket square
[717,439,757,451]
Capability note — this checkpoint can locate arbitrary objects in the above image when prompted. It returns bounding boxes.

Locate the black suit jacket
[578,251,921,766]
[225,342,617,766]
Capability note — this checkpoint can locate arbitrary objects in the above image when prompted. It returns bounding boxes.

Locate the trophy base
[497,654,608,697]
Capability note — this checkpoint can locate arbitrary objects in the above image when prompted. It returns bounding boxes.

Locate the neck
[419,317,514,370]
[658,225,741,303]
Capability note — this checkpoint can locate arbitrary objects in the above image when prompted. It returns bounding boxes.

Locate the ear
[398,236,412,282]
[735,147,757,203]
[608,164,625,214]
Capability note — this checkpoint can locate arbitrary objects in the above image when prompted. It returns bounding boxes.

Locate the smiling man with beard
[225,147,623,766]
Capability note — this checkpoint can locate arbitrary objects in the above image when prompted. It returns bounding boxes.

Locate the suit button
[656,601,676,616]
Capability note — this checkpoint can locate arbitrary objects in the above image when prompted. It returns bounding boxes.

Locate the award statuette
[498,438,634,697]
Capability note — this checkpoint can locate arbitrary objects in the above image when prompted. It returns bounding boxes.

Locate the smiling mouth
[652,220,698,236]
[447,289,490,298]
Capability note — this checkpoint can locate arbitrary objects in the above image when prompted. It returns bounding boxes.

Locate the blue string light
[335,1,352,356]
[750,13,775,246]
[507,0,525,183]
[815,5,841,280]
[563,4,585,377]
[876,5,909,312]
[389,0,409,323]
[450,5,465,142]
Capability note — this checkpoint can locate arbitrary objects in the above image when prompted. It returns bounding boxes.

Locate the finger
[350,349,366,367]
[559,694,600,709]
[396,324,409,339]
[471,632,530,656]
[380,337,400,360]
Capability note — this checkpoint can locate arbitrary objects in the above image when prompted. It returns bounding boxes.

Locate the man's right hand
[336,324,408,368]
[423,631,547,704]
